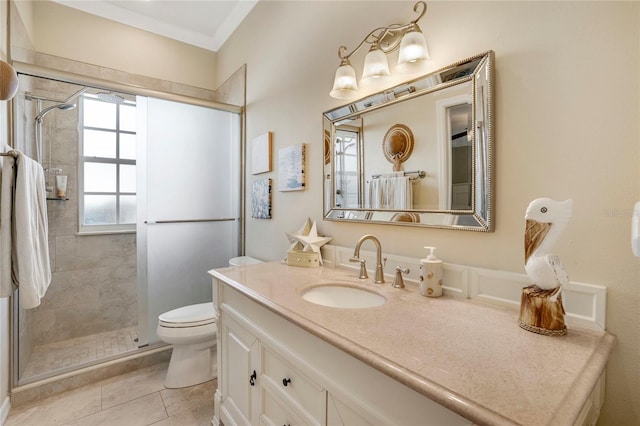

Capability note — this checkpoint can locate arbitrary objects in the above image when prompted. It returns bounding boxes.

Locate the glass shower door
[136,97,240,346]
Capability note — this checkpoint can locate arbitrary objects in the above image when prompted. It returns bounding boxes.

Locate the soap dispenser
[419,246,443,297]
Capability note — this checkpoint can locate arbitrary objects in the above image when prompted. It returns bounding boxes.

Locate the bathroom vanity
[209,262,615,426]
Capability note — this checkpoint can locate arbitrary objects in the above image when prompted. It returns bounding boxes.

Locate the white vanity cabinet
[211,261,615,425]
[217,292,327,426]
[213,277,470,426]
[260,346,326,425]
[218,312,259,424]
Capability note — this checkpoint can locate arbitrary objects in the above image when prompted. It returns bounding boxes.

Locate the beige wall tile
[55,234,136,272]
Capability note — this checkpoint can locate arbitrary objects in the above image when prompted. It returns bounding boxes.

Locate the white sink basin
[301,284,386,309]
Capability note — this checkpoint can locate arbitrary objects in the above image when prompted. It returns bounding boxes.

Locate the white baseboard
[0,396,10,426]
[322,244,607,332]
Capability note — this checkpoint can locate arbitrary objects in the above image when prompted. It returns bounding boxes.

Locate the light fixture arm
[336,1,427,62]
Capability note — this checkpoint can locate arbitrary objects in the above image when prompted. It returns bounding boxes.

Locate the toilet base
[164,341,217,388]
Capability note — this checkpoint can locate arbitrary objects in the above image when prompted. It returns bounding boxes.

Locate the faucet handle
[349,257,368,280]
[392,266,410,288]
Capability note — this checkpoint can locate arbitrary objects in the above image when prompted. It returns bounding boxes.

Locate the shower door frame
[10,62,246,388]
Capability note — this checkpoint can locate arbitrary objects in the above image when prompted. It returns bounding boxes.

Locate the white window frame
[78,93,136,235]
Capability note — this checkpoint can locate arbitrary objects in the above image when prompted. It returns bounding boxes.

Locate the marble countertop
[209,261,616,426]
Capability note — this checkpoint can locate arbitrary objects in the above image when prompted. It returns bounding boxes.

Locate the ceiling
[52,0,258,52]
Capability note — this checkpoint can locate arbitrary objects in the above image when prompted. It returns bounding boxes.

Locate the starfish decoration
[286,217,312,251]
[286,218,332,265]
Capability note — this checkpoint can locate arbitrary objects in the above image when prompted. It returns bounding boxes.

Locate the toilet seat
[158,302,216,328]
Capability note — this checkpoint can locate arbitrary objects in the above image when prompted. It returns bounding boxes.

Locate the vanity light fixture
[329,1,430,100]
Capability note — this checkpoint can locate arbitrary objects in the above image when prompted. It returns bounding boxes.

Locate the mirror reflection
[323,51,494,231]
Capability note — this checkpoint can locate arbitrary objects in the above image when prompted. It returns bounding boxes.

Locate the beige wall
[217,2,640,424]
[11,0,33,44]
[32,1,218,91]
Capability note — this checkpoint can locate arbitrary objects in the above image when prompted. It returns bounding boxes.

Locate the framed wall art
[251,178,272,219]
[251,132,272,175]
[278,143,306,192]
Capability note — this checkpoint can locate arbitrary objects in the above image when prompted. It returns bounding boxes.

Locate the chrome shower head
[35,103,76,122]
[96,91,125,104]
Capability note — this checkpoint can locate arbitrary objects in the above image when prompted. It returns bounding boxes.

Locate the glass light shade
[330,62,359,99]
[398,26,430,65]
[361,46,390,82]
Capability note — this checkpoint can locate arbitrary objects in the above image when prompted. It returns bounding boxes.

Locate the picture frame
[251,178,272,219]
[251,132,272,175]
[278,143,306,192]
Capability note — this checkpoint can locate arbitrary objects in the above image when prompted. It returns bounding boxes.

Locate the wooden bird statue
[519,198,573,336]
[524,198,573,300]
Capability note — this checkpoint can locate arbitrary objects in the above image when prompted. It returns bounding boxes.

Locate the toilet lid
[159,302,216,327]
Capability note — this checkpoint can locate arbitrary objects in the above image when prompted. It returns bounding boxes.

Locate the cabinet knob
[250,370,257,386]
[282,377,291,386]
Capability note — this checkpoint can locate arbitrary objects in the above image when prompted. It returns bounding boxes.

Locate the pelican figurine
[524,198,573,302]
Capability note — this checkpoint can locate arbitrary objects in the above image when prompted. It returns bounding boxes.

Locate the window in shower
[79,92,137,233]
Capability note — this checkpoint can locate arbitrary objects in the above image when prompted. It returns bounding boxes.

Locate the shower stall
[10,70,242,387]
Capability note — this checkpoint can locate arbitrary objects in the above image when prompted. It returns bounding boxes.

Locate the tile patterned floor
[23,327,139,379]
[7,361,215,426]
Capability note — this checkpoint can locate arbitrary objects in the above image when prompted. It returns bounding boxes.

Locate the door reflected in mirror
[334,122,362,209]
[448,102,473,210]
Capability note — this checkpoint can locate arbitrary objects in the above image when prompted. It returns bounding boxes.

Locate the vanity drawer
[259,390,307,426]
[261,347,325,422]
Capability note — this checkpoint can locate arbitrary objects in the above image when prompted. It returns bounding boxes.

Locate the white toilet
[156,302,217,388]
[157,256,262,388]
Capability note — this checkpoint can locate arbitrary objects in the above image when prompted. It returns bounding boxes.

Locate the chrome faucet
[350,234,385,284]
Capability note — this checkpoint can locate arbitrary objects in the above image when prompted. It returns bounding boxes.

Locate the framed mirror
[323,51,494,231]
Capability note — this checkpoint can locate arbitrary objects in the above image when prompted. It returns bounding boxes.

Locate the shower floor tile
[22,326,139,379]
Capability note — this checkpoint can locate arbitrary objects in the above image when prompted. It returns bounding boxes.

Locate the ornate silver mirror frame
[323,51,494,231]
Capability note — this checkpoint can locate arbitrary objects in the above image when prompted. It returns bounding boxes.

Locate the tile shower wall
[30,77,137,347]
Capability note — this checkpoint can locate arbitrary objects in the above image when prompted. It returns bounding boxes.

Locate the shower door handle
[144,218,236,224]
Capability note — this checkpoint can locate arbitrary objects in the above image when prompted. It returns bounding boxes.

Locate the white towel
[369,175,413,209]
[369,178,383,208]
[0,147,16,297]
[391,176,413,209]
[11,150,51,309]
